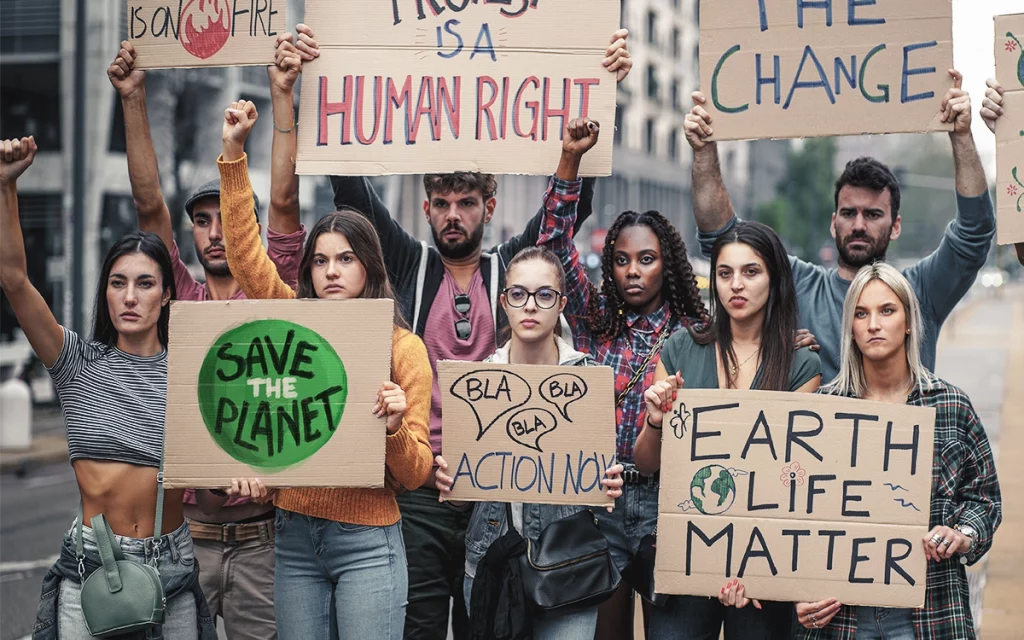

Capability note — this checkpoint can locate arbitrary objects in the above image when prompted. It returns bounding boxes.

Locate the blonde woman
[795,263,1000,640]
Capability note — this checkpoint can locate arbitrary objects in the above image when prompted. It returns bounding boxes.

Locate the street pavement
[0,286,1020,639]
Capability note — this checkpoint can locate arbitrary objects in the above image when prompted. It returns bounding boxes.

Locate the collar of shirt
[623,302,672,334]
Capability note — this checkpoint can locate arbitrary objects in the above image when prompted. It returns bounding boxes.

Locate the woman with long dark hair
[633,219,821,640]
[216,101,433,638]
[537,117,711,638]
[794,263,1000,640]
[0,137,214,638]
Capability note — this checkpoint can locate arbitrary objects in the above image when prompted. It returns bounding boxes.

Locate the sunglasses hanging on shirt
[454,293,472,340]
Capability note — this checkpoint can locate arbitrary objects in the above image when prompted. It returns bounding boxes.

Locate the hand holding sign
[604,29,632,83]
[796,599,842,631]
[981,78,1006,134]
[294,24,320,63]
[940,70,971,134]
[108,41,145,100]
[373,381,407,435]
[643,371,683,427]
[718,579,761,611]
[223,100,258,161]
[684,93,714,151]
[226,477,271,501]
[268,33,303,95]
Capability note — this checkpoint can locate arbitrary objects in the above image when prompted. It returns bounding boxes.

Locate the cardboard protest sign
[700,0,953,141]
[295,0,619,176]
[995,13,1024,245]
[654,390,935,608]
[127,0,283,69]
[438,361,616,506]
[163,299,394,488]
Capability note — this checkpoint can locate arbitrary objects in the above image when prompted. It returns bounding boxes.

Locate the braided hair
[583,210,710,341]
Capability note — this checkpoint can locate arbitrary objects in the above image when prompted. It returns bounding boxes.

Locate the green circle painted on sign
[198,319,347,469]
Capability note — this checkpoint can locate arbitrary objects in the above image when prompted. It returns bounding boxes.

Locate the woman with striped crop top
[0,137,214,638]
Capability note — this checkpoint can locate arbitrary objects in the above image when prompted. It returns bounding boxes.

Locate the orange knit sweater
[218,153,433,526]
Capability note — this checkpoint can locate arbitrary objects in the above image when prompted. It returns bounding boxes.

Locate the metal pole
[72,0,87,333]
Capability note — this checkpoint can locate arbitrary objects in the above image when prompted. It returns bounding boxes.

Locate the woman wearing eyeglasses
[434,246,625,639]
[537,118,712,637]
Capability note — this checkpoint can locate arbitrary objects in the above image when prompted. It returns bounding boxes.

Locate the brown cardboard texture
[438,361,616,506]
[995,14,1024,245]
[127,0,283,70]
[295,0,619,176]
[654,390,936,608]
[699,0,953,141]
[164,299,394,489]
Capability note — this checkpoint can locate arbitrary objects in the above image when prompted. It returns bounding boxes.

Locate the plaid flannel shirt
[537,177,695,463]
[800,371,1002,640]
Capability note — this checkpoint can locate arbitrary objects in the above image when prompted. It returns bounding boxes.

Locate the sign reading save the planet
[438,361,616,507]
[163,299,394,488]
[654,389,936,608]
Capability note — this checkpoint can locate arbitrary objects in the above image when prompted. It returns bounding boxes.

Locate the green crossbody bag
[76,462,167,637]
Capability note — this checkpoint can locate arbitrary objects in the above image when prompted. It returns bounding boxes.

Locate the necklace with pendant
[731,347,760,377]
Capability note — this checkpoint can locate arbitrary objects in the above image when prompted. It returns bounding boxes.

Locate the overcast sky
[953,0,1020,173]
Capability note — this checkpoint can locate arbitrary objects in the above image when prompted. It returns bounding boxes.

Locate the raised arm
[536,118,600,319]
[0,138,64,367]
[907,72,995,319]
[107,42,173,249]
[685,92,738,256]
[220,101,296,301]
[979,78,1024,266]
[266,32,303,235]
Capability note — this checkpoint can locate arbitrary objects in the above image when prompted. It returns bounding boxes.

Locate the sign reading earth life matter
[127,0,283,70]
[197,319,347,469]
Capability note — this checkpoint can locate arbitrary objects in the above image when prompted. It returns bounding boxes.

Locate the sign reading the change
[700,0,953,141]
[995,13,1024,245]
[295,0,620,176]
[654,390,936,608]
[164,299,394,488]
[438,361,616,506]
[127,0,284,70]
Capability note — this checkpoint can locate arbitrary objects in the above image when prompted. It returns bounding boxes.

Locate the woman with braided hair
[537,116,710,639]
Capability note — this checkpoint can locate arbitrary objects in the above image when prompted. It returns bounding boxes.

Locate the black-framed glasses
[502,286,563,310]
[454,293,472,340]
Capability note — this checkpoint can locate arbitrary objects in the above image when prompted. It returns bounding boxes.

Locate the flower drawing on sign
[780,462,806,487]
[181,0,231,60]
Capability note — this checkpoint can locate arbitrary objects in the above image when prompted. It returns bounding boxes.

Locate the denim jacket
[464,336,598,580]
[33,523,216,639]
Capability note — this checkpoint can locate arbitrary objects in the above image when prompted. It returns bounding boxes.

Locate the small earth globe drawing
[690,465,737,515]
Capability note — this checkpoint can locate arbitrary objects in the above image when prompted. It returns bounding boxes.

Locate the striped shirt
[46,327,167,468]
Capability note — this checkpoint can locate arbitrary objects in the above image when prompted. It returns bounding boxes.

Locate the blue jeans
[593,474,659,571]
[464,575,597,640]
[649,595,794,640]
[854,607,915,639]
[272,509,408,640]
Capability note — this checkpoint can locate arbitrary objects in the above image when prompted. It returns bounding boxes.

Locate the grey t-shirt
[696,192,995,382]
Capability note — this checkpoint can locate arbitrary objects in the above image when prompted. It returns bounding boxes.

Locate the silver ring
[813,621,819,629]
[930,534,944,544]
[810,614,817,623]
[938,537,951,547]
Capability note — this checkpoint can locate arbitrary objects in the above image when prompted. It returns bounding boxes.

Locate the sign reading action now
[198,319,347,468]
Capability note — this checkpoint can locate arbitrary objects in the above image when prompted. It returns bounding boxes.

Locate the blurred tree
[754,137,838,262]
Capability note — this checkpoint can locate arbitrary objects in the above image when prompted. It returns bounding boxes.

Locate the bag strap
[91,514,125,592]
[505,502,517,535]
[412,240,429,331]
[615,327,672,407]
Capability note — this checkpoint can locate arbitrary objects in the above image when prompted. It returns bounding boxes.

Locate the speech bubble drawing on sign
[506,407,558,452]
[450,369,532,440]
[539,372,588,421]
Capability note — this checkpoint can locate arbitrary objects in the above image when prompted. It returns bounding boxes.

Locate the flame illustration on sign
[180,0,231,60]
